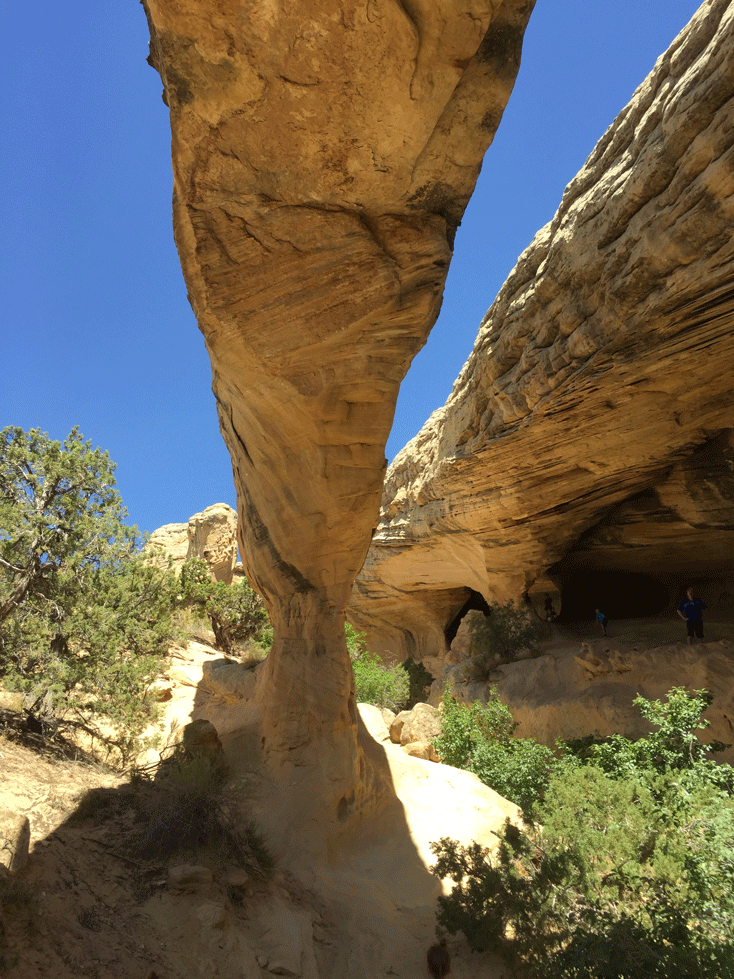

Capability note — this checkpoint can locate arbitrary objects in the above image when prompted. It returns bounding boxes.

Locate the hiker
[595,608,608,637]
[677,587,707,645]
[427,938,451,978]
[544,596,557,622]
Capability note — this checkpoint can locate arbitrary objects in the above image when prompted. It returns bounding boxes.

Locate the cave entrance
[558,569,669,620]
[445,589,492,646]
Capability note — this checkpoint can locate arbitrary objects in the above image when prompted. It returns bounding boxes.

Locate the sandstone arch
[143,0,536,827]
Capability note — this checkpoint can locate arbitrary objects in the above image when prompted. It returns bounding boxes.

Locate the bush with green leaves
[345,622,367,658]
[588,687,731,786]
[433,688,554,814]
[0,426,179,760]
[431,688,734,978]
[352,651,410,712]
[468,600,545,678]
[180,558,269,656]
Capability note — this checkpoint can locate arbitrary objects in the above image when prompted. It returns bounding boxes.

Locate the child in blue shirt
[595,609,608,637]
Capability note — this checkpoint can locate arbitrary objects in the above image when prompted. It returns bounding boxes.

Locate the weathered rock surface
[389,702,442,757]
[351,0,734,663]
[147,520,189,568]
[143,0,536,826]
[148,503,239,582]
[187,502,239,583]
[0,806,30,876]
[430,635,734,764]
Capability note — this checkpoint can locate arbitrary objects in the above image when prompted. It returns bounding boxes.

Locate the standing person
[677,587,707,644]
[595,608,608,637]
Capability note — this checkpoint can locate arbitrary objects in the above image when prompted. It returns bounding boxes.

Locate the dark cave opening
[445,589,492,646]
[558,569,670,620]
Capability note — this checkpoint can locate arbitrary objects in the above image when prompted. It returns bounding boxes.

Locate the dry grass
[70,753,274,880]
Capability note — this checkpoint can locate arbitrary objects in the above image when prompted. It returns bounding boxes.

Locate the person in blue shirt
[677,587,707,645]
[595,609,608,636]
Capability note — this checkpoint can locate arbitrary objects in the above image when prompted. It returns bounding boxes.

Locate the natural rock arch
[143,0,536,828]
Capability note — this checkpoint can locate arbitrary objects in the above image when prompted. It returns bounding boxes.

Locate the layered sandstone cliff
[143,0,535,828]
[350,0,734,665]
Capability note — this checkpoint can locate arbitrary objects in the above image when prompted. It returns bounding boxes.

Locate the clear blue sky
[1,1,701,535]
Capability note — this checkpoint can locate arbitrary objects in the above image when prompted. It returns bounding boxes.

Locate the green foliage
[468,600,545,679]
[255,624,273,652]
[346,625,413,712]
[433,689,554,814]
[345,622,367,658]
[180,558,269,656]
[0,426,179,760]
[352,650,410,712]
[431,688,734,978]
[589,687,730,787]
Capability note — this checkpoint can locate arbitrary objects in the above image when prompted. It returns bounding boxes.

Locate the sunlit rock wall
[350,0,734,666]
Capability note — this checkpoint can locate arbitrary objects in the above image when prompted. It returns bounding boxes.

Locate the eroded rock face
[143,0,535,826]
[186,503,239,584]
[146,521,189,569]
[350,0,734,663]
[147,503,239,583]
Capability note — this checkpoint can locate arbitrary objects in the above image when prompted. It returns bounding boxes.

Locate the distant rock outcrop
[148,503,239,583]
[147,521,188,568]
[186,503,239,584]
[143,0,536,829]
[350,0,734,663]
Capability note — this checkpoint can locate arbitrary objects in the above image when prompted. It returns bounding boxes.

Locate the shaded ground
[0,686,517,979]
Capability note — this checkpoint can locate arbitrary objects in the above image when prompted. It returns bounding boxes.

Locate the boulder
[0,806,30,876]
[350,0,734,663]
[390,702,442,748]
[401,740,440,762]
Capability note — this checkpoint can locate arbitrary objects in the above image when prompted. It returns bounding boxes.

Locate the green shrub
[0,426,180,761]
[433,689,553,814]
[345,622,367,658]
[433,768,734,978]
[468,600,545,679]
[180,559,269,656]
[352,651,409,712]
[589,687,730,786]
[431,688,734,978]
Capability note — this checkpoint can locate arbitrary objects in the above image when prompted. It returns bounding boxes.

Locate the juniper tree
[0,426,178,757]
